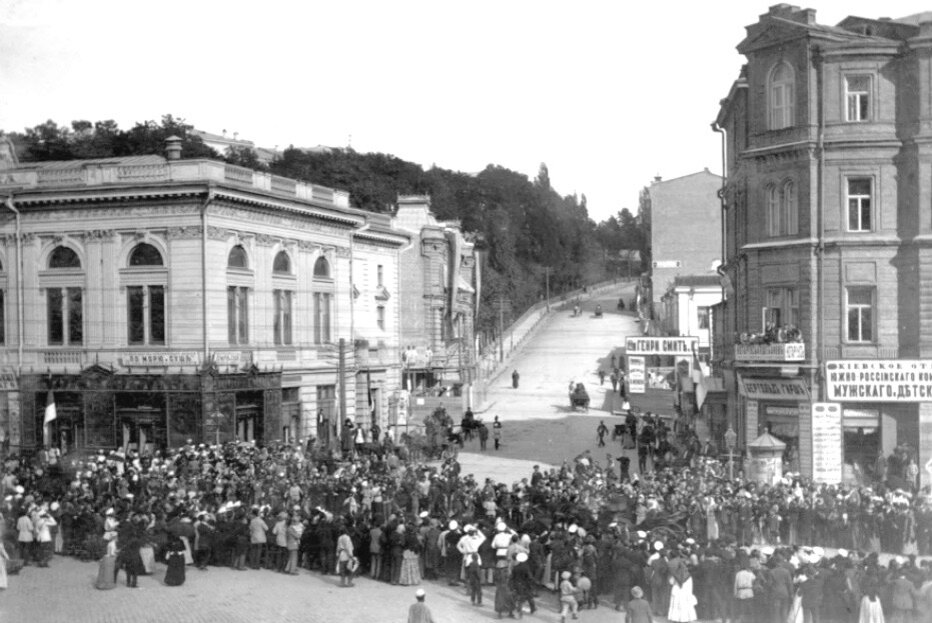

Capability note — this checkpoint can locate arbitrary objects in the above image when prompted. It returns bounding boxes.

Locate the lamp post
[724,425,737,480]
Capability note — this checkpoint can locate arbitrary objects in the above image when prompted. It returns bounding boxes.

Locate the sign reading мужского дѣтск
[825,360,932,401]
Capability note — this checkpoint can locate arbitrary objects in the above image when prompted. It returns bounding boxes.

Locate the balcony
[735,342,805,362]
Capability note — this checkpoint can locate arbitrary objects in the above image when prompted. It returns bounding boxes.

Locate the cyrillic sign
[734,342,805,362]
[628,356,646,394]
[122,352,202,366]
[811,402,842,483]
[825,360,932,402]
[738,376,810,401]
[624,336,698,356]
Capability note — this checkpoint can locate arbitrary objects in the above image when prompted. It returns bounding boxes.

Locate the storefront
[18,363,283,453]
[737,374,811,473]
[824,360,922,486]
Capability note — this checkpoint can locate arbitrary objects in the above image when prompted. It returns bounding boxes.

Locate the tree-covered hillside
[3,116,648,339]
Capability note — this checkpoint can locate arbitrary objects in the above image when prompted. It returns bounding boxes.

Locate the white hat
[516,552,528,563]
[105,508,114,515]
[50,502,60,512]
[415,588,426,598]
[449,520,458,530]
[812,546,824,556]
[762,546,774,556]
[464,524,475,533]
[496,522,507,532]
[637,530,647,539]
[654,541,664,551]
[419,511,429,518]
[685,538,695,545]
[568,524,578,534]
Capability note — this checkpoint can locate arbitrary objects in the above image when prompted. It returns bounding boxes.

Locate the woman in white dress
[666,554,697,623]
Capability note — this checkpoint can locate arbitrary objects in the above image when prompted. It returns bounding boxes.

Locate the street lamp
[724,426,737,480]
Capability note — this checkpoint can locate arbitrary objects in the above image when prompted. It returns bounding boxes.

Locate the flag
[43,391,57,425]
[692,347,710,410]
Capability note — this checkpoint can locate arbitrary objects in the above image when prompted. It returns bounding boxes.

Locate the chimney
[654,175,662,183]
[165,135,183,161]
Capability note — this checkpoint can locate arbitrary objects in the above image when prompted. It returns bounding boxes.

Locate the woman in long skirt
[0,541,9,590]
[493,567,515,618]
[667,564,697,623]
[164,537,186,587]
[399,527,422,586]
[95,552,117,590]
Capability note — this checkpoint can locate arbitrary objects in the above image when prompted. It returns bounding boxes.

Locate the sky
[2,0,931,224]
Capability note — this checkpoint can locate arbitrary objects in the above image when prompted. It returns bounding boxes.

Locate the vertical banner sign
[811,402,842,484]
[745,400,759,447]
[627,356,646,394]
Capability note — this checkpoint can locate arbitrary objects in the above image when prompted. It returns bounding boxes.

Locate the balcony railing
[735,342,805,362]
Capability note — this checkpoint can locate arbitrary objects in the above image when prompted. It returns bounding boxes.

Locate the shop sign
[738,376,810,401]
[122,351,201,367]
[628,356,646,394]
[825,360,932,402]
[0,368,17,391]
[213,351,251,366]
[402,347,433,369]
[734,342,805,362]
[652,260,681,268]
[624,336,698,356]
[811,402,842,483]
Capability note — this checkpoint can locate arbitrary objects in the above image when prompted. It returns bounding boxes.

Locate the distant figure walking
[407,588,437,623]
[597,421,608,447]
[492,416,503,450]
[512,370,520,389]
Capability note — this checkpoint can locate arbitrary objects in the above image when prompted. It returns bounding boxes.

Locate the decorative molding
[255,233,276,247]
[19,205,201,222]
[207,226,229,241]
[297,240,321,252]
[166,225,203,240]
[334,246,351,259]
[211,205,334,234]
[85,229,117,241]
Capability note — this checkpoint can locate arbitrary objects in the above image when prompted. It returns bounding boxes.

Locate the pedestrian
[511,551,536,618]
[164,536,186,587]
[466,552,483,605]
[626,586,654,623]
[336,524,355,587]
[597,421,608,447]
[478,422,489,451]
[493,416,503,450]
[610,370,619,393]
[559,570,579,622]
[248,508,268,569]
[598,369,606,385]
[34,508,56,567]
[16,508,34,566]
[512,370,520,389]
[407,588,437,623]
[284,514,303,575]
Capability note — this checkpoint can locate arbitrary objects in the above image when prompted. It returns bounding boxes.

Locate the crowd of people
[1,415,932,622]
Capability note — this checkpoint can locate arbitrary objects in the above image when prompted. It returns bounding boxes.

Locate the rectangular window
[846,287,874,342]
[765,288,799,329]
[313,292,332,344]
[771,83,793,129]
[273,289,293,346]
[227,286,249,345]
[377,264,384,287]
[846,75,870,122]
[48,287,83,345]
[127,285,164,345]
[847,178,872,232]
[697,306,710,330]
[767,187,780,237]
[377,305,386,331]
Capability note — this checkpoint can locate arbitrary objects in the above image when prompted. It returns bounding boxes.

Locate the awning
[737,375,810,401]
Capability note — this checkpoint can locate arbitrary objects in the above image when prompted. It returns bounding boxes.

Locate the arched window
[313,256,330,279]
[128,243,163,266]
[49,246,81,269]
[769,62,795,130]
[782,180,798,235]
[228,245,248,269]
[766,185,780,237]
[273,251,291,275]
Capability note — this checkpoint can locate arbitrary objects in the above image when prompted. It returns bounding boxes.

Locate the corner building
[0,146,409,453]
[714,5,932,486]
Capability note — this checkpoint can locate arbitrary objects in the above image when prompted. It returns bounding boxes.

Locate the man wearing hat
[441,520,463,586]
[407,588,436,623]
[511,551,536,618]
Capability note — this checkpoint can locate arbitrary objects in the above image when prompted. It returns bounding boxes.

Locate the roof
[649,169,721,186]
[748,432,786,450]
[17,155,165,170]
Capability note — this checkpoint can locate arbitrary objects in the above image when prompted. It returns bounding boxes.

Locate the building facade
[659,275,723,351]
[0,139,409,454]
[646,170,722,311]
[714,5,932,486]
[394,196,478,416]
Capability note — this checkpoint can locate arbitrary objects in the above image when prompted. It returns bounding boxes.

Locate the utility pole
[494,296,511,362]
[544,267,551,311]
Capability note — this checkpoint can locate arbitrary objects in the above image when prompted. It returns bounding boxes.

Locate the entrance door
[117,406,164,455]
[234,391,264,444]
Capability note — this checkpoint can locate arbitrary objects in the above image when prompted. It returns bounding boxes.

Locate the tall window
[127,286,165,344]
[228,245,248,269]
[0,289,5,346]
[846,287,874,342]
[766,185,780,237]
[766,181,798,237]
[314,292,332,344]
[846,75,870,122]
[847,178,872,232]
[770,63,795,130]
[46,246,83,346]
[273,289,293,346]
[48,287,83,345]
[129,243,163,266]
[377,264,384,287]
[273,251,291,275]
[314,256,330,278]
[765,288,799,329]
[227,286,249,344]
[377,305,386,331]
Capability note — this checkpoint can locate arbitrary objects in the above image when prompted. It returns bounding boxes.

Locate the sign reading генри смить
[624,336,699,356]
[825,360,932,401]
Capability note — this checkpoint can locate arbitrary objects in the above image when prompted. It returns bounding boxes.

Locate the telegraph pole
[494,296,511,362]
[544,267,551,311]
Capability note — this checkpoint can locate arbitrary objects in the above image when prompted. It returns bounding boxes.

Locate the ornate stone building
[0,139,408,453]
[714,6,932,486]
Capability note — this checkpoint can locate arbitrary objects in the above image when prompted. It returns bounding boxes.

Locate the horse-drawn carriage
[569,382,590,412]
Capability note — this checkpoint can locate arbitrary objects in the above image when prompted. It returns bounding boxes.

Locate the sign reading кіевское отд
[825,360,932,402]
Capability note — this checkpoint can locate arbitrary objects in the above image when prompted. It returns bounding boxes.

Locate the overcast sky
[2,0,930,223]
